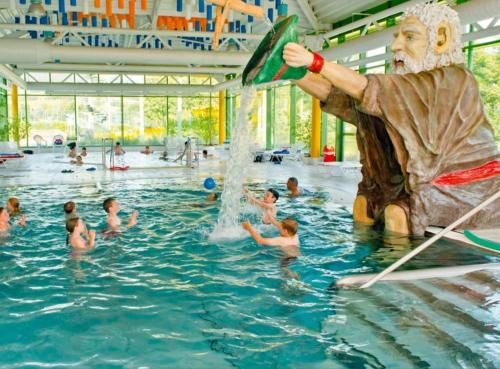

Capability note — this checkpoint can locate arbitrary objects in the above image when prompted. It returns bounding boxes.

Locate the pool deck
[0,148,361,209]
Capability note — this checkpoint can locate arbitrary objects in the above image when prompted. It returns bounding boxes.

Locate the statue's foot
[384,204,410,235]
[353,195,375,225]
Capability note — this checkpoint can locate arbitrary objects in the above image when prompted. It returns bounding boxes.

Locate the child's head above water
[66,217,82,234]
[64,201,76,215]
[264,188,279,203]
[103,197,118,214]
[207,193,218,201]
[287,177,298,190]
[281,218,298,237]
[7,197,20,215]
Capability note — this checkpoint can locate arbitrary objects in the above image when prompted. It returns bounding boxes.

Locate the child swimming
[287,177,301,197]
[6,197,21,216]
[0,207,26,232]
[66,217,95,250]
[243,188,279,224]
[103,197,138,232]
[242,216,300,258]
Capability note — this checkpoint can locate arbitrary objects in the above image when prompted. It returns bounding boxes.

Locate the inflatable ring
[110,166,130,171]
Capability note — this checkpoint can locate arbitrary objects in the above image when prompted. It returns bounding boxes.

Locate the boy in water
[141,145,154,155]
[80,147,88,157]
[242,216,300,258]
[287,177,301,197]
[103,197,138,232]
[0,207,26,232]
[64,201,89,235]
[243,188,279,224]
[70,155,84,166]
[66,217,95,250]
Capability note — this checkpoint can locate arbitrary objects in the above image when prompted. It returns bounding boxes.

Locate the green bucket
[242,15,307,86]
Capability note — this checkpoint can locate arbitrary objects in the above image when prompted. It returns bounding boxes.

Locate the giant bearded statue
[283,3,499,235]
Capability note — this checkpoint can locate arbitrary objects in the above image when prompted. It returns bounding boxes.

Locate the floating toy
[110,166,130,171]
[61,169,74,173]
[204,177,216,190]
[86,167,97,171]
[242,15,307,86]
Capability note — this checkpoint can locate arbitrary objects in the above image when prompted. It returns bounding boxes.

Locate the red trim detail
[308,52,325,74]
[272,64,289,81]
[433,160,500,186]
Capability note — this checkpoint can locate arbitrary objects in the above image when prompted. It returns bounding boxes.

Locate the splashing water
[210,87,257,240]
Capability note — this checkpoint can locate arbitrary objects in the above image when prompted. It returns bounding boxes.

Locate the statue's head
[391,3,464,74]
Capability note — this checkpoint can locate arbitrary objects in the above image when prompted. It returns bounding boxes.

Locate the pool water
[0,179,497,368]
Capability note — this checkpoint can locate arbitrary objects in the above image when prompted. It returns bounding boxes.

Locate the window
[273,85,290,147]
[76,96,121,145]
[26,96,76,146]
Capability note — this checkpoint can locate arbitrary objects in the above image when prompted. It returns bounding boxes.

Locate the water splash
[210,87,257,240]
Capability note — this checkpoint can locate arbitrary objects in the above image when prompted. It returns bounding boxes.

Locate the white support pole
[360,190,500,289]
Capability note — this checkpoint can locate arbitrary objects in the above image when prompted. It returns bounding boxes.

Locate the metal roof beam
[0,23,265,40]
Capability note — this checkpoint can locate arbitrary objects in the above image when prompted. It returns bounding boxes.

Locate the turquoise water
[0,179,497,368]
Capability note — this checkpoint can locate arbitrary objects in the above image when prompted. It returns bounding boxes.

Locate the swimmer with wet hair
[0,207,26,232]
[103,197,138,232]
[207,193,218,201]
[243,187,279,224]
[286,177,301,197]
[66,217,95,250]
[242,215,300,257]
[6,197,21,216]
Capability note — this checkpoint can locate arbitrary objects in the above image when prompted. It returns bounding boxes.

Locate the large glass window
[26,95,76,146]
[76,96,121,145]
[471,45,499,143]
[296,88,312,150]
[123,96,168,145]
[273,85,290,147]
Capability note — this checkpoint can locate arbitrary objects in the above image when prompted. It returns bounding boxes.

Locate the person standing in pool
[286,177,301,197]
[243,216,300,257]
[66,217,95,250]
[103,197,138,232]
[244,188,279,224]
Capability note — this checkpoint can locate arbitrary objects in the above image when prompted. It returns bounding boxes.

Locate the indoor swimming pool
[0,179,498,368]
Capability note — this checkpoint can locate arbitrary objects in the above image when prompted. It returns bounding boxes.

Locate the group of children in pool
[242,177,302,258]
[1,175,302,260]
[64,198,138,250]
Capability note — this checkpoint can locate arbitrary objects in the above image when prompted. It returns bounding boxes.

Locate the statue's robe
[321,64,499,235]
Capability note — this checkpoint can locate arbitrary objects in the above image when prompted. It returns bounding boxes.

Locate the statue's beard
[392,51,426,74]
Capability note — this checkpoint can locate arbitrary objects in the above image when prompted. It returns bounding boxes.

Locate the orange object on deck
[94,0,101,8]
[129,0,136,18]
[118,0,125,9]
[141,0,147,11]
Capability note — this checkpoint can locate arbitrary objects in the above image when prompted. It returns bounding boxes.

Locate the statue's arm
[284,43,367,101]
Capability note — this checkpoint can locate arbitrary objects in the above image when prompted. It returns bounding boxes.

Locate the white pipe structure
[17,63,243,75]
[0,23,266,40]
[0,39,252,66]
[27,82,213,96]
[337,263,500,287]
[0,64,26,88]
[320,0,426,41]
[360,190,500,289]
[320,0,500,61]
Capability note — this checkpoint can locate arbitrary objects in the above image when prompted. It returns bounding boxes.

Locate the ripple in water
[211,86,257,240]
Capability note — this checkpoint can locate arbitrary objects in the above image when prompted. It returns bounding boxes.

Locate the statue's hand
[283,43,314,68]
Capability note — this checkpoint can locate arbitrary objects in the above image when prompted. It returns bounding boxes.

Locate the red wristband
[308,52,325,74]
